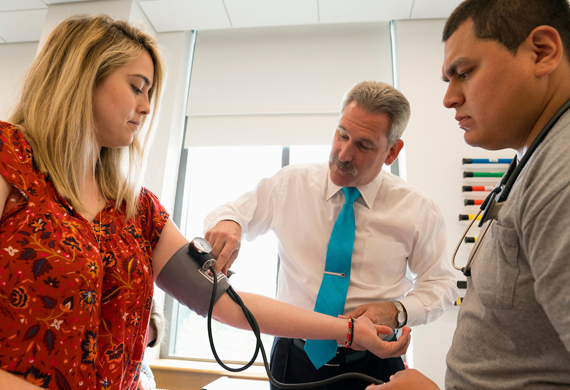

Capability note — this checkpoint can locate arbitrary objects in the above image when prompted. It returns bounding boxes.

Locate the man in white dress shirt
[204,81,458,389]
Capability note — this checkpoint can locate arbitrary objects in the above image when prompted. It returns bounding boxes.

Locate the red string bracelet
[344,317,355,348]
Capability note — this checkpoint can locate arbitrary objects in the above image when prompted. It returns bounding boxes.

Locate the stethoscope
[452,96,570,276]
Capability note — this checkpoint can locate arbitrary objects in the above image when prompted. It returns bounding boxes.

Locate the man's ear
[384,139,404,166]
[525,25,563,77]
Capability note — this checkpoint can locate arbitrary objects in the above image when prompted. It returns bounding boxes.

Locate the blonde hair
[9,15,165,220]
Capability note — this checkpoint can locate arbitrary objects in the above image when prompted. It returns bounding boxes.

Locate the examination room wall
[0,15,510,389]
[0,42,38,120]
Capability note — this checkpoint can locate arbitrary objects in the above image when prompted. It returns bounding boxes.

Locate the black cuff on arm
[156,244,231,317]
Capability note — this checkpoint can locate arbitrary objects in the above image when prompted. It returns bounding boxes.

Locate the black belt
[292,338,369,366]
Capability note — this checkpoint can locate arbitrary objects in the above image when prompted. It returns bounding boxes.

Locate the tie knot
[342,187,360,205]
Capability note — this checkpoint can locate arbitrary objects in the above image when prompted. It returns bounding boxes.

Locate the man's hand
[204,220,242,275]
[345,302,399,329]
[365,369,439,390]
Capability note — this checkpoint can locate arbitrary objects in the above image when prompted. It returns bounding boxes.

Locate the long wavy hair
[9,14,165,220]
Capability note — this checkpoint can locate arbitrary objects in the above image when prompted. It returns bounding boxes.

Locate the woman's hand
[348,316,411,359]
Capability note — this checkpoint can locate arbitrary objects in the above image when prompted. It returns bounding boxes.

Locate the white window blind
[184,22,393,147]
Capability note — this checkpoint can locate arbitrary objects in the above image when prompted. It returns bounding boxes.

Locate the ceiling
[0,0,462,44]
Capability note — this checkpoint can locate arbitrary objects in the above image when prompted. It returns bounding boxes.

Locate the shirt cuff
[204,213,241,232]
[398,296,426,327]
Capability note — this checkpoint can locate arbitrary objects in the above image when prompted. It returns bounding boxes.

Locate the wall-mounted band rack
[455,158,512,299]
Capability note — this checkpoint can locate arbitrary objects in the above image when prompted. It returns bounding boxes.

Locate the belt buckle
[324,349,341,367]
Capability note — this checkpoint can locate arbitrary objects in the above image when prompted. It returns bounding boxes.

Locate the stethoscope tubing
[452,95,570,275]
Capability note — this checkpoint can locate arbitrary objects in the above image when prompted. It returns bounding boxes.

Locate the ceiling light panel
[410,0,463,19]
[138,0,231,32]
[318,0,414,23]
[224,0,318,28]
[0,0,46,12]
[0,8,47,42]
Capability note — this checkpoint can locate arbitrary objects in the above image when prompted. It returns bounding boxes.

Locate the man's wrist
[392,301,407,328]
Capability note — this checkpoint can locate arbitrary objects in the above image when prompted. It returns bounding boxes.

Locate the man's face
[328,101,403,187]
[442,19,543,151]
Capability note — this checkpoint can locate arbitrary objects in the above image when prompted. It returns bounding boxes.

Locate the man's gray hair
[341,81,411,146]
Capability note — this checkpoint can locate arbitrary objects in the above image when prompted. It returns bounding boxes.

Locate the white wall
[144,30,193,211]
[0,42,37,120]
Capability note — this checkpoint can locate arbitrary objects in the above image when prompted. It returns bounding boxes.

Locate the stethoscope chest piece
[479,188,505,227]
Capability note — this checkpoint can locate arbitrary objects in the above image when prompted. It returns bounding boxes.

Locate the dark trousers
[269,337,405,390]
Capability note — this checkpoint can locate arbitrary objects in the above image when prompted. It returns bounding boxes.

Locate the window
[167,20,396,364]
[166,144,330,363]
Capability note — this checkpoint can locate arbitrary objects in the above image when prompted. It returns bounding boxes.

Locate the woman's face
[93,51,154,149]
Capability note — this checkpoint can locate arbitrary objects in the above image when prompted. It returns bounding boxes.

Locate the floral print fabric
[0,121,169,389]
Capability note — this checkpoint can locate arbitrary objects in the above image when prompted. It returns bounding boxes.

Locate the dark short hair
[443,0,570,62]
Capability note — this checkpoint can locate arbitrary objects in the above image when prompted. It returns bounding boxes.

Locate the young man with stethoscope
[369,0,570,389]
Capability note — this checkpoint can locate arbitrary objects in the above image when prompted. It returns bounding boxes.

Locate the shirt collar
[325,168,384,209]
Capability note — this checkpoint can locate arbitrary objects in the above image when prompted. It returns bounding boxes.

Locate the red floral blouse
[0,121,169,389]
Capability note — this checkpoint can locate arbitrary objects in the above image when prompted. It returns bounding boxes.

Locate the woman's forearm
[211,290,412,362]
[213,291,350,341]
[0,369,44,389]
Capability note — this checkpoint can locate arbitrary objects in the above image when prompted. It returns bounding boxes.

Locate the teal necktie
[304,187,361,369]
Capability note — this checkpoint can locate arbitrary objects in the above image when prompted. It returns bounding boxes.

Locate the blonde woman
[0,15,410,390]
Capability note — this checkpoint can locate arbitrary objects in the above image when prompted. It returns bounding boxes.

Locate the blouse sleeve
[138,187,170,251]
[0,121,35,192]
[0,122,36,220]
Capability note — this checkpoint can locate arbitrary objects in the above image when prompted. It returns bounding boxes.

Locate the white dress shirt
[204,162,458,327]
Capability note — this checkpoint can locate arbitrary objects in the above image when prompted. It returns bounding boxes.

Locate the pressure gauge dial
[189,237,216,270]
[191,237,213,254]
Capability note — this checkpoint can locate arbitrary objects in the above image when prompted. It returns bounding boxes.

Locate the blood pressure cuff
[156,244,231,317]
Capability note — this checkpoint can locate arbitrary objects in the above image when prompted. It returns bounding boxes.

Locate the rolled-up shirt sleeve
[204,170,285,241]
[400,199,458,327]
